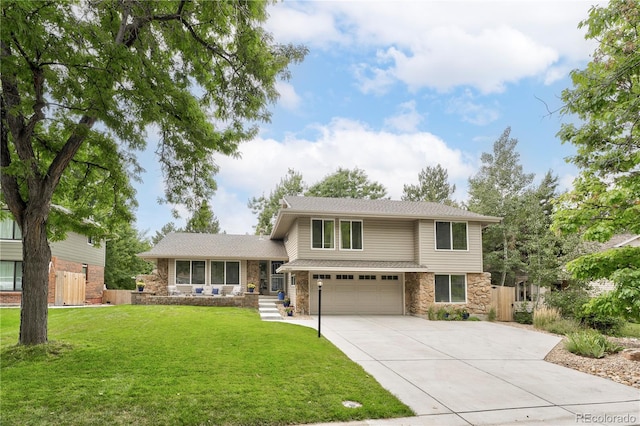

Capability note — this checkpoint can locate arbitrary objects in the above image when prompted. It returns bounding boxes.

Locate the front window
[0,216,21,240]
[312,219,334,249]
[211,261,240,285]
[435,221,467,250]
[435,274,466,303]
[175,260,206,284]
[0,261,22,291]
[340,220,363,250]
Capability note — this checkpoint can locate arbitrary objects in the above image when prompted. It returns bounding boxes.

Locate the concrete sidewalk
[287,316,640,426]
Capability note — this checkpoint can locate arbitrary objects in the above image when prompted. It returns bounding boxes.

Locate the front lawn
[0,306,412,425]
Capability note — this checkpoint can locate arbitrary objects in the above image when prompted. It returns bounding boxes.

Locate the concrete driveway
[294,316,640,426]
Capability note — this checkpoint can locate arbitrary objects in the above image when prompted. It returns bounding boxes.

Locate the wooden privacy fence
[490,286,515,321]
[54,272,86,306]
[102,290,132,305]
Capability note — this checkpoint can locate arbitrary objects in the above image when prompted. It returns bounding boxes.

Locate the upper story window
[312,219,334,249]
[0,261,23,291]
[0,217,22,240]
[435,221,468,250]
[340,220,363,250]
[176,260,206,285]
[211,261,240,285]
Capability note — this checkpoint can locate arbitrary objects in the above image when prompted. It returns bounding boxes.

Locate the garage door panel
[310,274,403,315]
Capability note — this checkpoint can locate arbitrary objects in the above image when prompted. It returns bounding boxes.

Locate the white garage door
[309,273,403,315]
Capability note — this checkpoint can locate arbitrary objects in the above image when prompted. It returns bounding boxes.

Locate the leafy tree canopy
[553,0,639,320]
[305,167,387,199]
[0,0,306,344]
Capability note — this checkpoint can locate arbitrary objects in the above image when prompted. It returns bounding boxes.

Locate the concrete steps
[259,296,282,321]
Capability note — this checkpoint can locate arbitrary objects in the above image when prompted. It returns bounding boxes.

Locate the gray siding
[419,220,483,273]
[0,232,105,266]
[50,233,106,266]
[295,217,415,261]
[284,220,299,261]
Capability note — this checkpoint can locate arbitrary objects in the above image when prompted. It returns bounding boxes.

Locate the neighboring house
[0,213,105,305]
[589,234,639,296]
[140,196,501,316]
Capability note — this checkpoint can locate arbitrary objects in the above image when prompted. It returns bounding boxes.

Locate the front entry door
[270,261,284,295]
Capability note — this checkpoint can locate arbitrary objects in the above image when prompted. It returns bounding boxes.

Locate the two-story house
[140,196,501,316]
[0,213,106,306]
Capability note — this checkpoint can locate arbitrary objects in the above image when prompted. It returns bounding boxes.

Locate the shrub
[427,306,436,320]
[544,287,590,318]
[487,307,496,322]
[543,318,582,335]
[533,306,561,329]
[564,330,623,358]
[578,311,624,335]
[513,311,533,324]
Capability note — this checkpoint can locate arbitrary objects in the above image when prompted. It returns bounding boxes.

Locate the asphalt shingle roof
[138,233,287,260]
[282,196,501,221]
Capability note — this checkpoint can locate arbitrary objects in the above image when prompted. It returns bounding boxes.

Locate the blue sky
[133,0,601,237]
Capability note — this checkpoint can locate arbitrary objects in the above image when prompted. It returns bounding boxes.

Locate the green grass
[1,306,412,425]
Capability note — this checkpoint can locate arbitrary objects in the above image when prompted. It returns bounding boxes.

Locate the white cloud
[275,81,302,110]
[269,1,596,94]
[383,101,424,132]
[212,118,475,233]
[447,90,500,126]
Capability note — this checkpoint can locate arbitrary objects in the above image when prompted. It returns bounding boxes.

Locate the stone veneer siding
[293,272,309,315]
[405,272,491,316]
[246,260,260,293]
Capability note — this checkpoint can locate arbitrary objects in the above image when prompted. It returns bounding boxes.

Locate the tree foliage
[0,0,306,344]
[467,128,534,286]
[305,167,387,199]
[184,200,220,234]
[105,223,153,290]
[553,0,639,320]
[402,164,457,205]
[248,168,305,235]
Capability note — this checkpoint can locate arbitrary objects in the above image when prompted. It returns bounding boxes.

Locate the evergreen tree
[402,164,457,205]
[248,169,305,235]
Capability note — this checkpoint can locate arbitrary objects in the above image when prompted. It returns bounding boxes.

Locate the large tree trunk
[19,209,51,345]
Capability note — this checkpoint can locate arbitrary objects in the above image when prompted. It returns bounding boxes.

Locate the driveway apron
[300,316,640,426]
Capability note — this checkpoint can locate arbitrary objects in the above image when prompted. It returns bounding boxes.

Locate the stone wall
[405,271,492,316]
[293,272,309,315]
[405,272,434,315]
[467,272,492,314]
[131,292,259,309]
[246,260,260,293]
[136,259,168,295]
